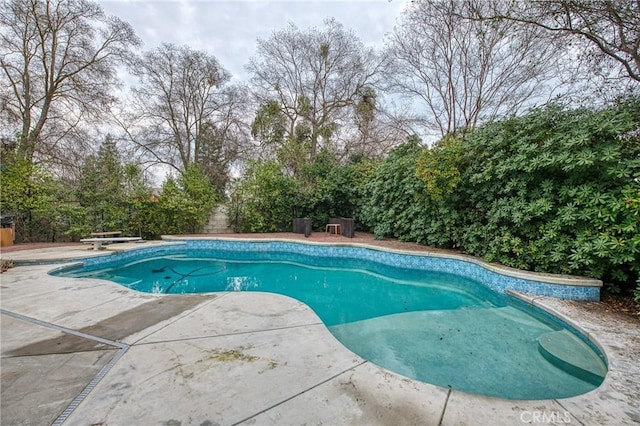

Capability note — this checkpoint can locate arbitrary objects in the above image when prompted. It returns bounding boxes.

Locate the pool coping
[2,236,638,425]
[154,236,602,302]
[161,235,603,288]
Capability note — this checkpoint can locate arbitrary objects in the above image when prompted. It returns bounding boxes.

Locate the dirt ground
[599,289,640,320]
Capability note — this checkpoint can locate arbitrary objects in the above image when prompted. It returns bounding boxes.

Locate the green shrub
[360,137,430,241]
[0,154,58,242]
[230,151,375,233]
[229,160,300,232]
[361,101,639,291]
[457,101,640,289]
[155,164,217,235]
[297,149,372,229]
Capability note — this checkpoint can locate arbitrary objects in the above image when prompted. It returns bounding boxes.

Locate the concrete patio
[1,236,639,425]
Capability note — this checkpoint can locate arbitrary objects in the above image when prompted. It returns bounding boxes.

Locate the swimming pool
[52,239,607,400]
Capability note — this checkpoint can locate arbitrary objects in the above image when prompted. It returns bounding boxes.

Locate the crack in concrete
[230,360,368,426]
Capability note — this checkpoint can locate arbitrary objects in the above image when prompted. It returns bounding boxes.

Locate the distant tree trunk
[0,0,141,165]
[124,43,250,192]
[386,0,559,137]
[247,18,386,165]
[466,0,640,84]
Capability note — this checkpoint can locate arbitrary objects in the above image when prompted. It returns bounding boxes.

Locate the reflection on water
[225,276,260,292]
[151,282,164,294]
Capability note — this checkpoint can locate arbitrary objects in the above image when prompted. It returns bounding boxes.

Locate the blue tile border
[66,238,601,301]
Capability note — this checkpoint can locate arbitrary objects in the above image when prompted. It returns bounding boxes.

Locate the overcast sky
[98,0,408,82]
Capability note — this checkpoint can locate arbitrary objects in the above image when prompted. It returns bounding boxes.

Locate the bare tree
[466,0,640,85]
[246,18,386,162]
[338,89,416,160]
[386,0,559,137]
[0,0,140,164]
[124,43,250,189]
[196,85,254,195]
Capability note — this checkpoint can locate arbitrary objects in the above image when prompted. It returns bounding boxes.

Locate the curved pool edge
[506,292,640,424]
[506,290,610,367]
[48,237,611,396]
[159,235,602,301]
[3,262,639,424]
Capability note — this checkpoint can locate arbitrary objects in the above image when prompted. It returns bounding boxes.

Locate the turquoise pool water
[53,246,607,400]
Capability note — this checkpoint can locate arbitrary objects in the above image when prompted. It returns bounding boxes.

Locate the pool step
[537,330,606,386]
[329,307,603,399]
